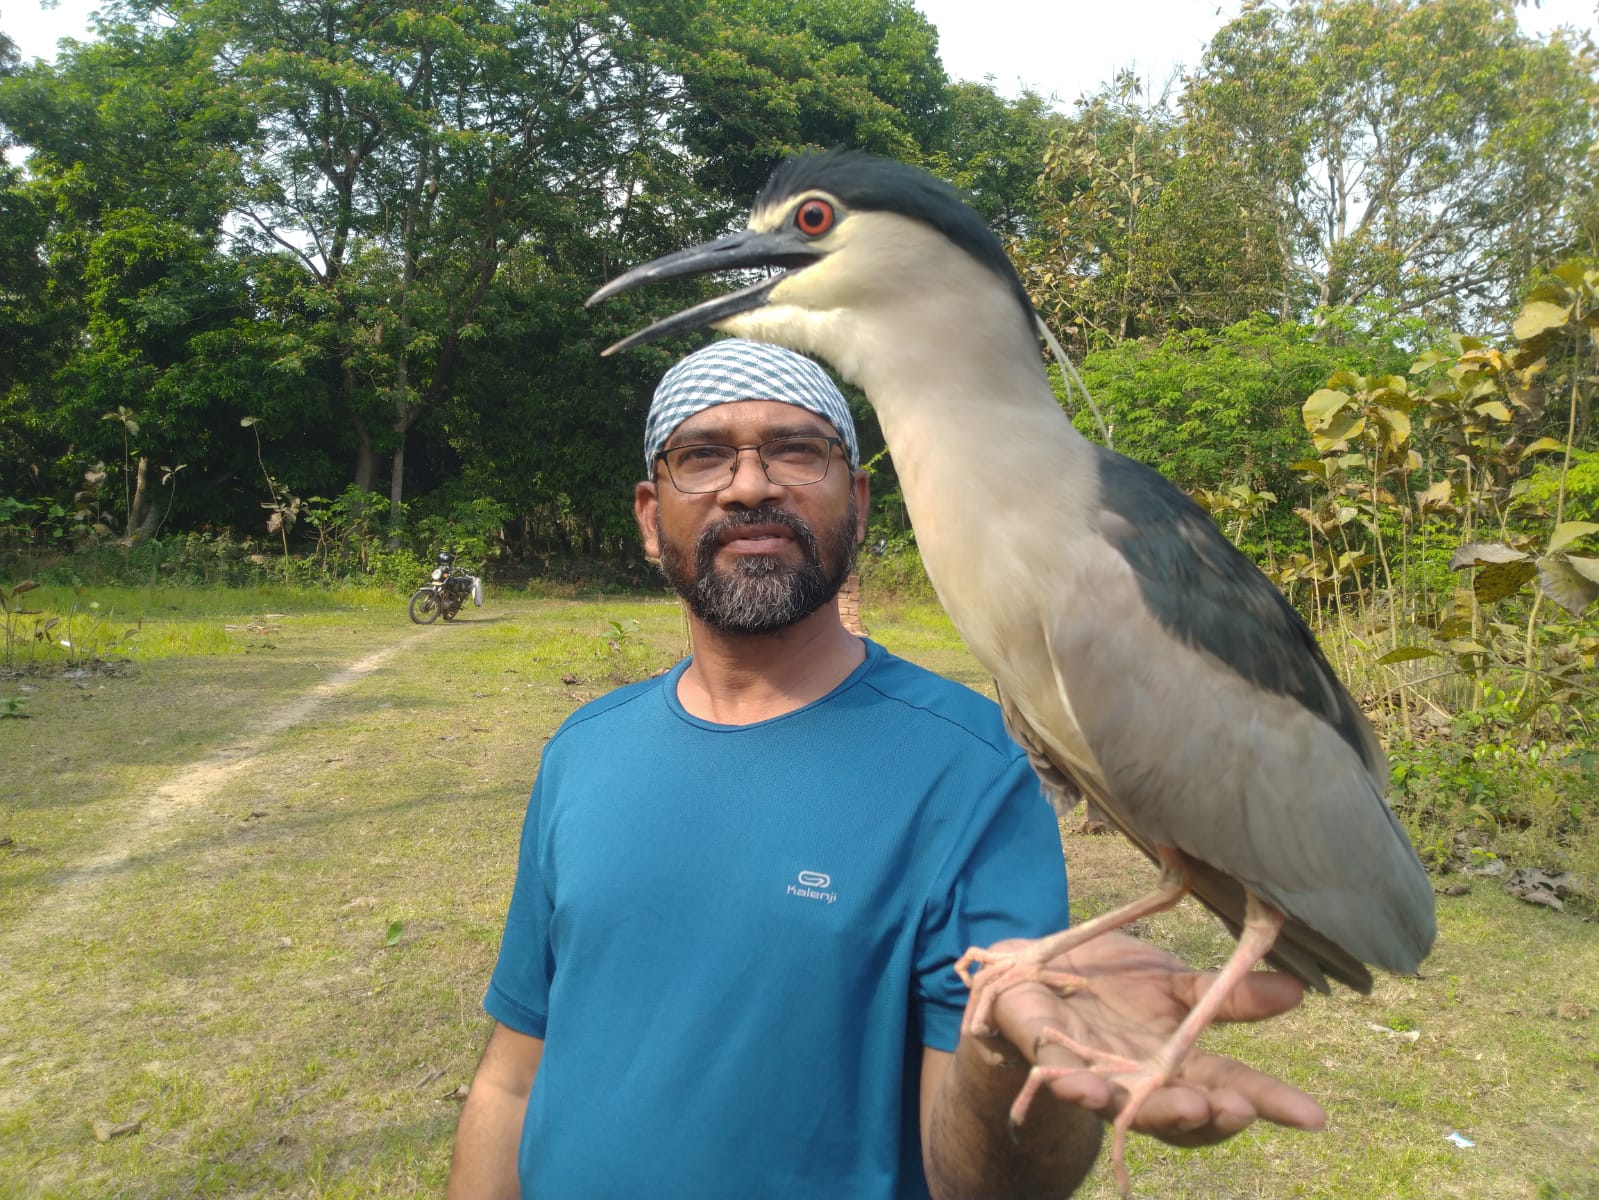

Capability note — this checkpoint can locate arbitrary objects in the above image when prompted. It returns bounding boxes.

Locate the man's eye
[767,439,825,462]
[677,446,731,463]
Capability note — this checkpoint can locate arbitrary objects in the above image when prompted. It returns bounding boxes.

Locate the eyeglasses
[654,436,844,494]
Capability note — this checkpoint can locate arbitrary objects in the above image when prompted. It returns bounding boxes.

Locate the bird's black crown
[757,150,1035,325]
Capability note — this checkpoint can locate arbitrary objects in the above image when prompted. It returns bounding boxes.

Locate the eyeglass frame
[652,435,847,494]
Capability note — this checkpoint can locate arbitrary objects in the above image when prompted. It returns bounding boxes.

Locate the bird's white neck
[723,228,1097,520]
[721,239,1102,671]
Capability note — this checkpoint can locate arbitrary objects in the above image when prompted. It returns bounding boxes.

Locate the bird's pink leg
[1032,893,1286,1198]
[955,846,1191,1037]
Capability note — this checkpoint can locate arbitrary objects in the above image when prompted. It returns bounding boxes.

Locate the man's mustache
[695,507,821,570]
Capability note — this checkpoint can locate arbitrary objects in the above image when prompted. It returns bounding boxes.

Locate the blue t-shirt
[485,639,1071,1199]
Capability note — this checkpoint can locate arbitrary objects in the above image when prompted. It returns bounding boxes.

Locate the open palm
[979,932,1327,1147]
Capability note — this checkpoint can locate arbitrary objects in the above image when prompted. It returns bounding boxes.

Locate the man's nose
[719,446,784,507]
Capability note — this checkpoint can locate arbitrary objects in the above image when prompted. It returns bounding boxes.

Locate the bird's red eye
[794,199,836,237]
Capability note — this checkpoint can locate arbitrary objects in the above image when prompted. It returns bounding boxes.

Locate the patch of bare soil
[4,632,434,940]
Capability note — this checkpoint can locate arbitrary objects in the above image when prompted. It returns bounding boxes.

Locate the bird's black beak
[585,227,821,355]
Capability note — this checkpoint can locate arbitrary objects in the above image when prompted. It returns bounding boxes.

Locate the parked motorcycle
[408,552,482,623]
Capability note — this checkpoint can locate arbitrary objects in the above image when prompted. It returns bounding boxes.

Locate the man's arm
[447,1022,544,1200]
[920,933,1325,1200]
[922,1038,1101,1200]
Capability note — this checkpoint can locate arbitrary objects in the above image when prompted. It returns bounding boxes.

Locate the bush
[410,494,512,570]
[1390,704,1599,912]
[858,535,937,605]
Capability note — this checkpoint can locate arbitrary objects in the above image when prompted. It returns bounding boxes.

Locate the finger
[1132,1086,1258,1147]
[1117,1080,1216,1137]
[1034,1066,1118,1115]
[1172,968,1306,1023]
[1176,1054,1327,1131]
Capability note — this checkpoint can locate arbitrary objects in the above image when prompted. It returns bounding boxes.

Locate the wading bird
[587,150,1435,1194]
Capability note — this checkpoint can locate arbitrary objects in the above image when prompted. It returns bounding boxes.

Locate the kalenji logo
[787,869,837,905]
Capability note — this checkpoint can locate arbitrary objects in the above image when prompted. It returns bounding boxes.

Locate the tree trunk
[352,402,376,494]
[126,456,161,543]
[389,432,406,526]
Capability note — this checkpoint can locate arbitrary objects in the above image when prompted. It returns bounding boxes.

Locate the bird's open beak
[585,228,820,355]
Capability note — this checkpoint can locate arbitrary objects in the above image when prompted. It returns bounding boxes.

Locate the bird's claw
[1008,1029,1170,1199]
[1008,1025,1143,1126]
[954,945,1085,1037]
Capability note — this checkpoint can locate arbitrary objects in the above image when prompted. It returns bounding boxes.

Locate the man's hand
[975,933,1326,1147]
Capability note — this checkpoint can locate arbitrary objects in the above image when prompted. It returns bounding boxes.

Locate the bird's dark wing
[1093,448,1385,779]
[1027,448,1435,983]
[998,684,1372,994]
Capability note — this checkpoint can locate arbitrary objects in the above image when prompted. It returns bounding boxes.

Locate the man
[448,339,1322,1199]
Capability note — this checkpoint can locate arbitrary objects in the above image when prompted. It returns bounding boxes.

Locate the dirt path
[13,629,436,931]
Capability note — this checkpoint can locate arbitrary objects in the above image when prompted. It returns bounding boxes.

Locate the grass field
[1,587,1595,1199]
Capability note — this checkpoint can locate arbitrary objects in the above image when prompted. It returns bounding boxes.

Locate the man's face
[635,400,868,635]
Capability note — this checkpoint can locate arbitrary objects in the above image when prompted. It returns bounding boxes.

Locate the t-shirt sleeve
[914,752,1072,1053]
[484,771,555,1037]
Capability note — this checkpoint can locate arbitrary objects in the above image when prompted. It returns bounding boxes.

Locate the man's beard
[657,500,859,635]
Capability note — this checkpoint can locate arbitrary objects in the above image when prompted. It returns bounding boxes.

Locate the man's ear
[635,480,661,561]
[852,469,870,544]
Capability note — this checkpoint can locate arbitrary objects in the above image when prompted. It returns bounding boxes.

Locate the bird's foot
[1007,1028,1175,1199]
[1007,1025,1143,1125]
[1105,1064,1175,1197]
[954,944,1085,1038]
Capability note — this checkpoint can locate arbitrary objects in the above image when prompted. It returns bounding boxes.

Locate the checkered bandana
[643,338,859,471]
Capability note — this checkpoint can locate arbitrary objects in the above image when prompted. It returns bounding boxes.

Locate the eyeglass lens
[663,437,835,492]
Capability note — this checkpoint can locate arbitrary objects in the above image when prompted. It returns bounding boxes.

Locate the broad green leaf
[1310,412,1365,452]
[1377,646,1441,664]
[1517,436,1566,460]
[384,920,404,947]
[1538,555,1599,615]
[1472,399,1511,421]
[1512,299,1572,341]
[1416,480,1453,512]
[1375,405,1411,446]
[1471,559,1537,605]
[1551,262,1586,288]
[1450,542,1530,570]
[1549,522,1599,554]
[1523,283,1573,306]
[1302,389,1350,432]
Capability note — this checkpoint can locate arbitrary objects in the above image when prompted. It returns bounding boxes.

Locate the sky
[3,0,1595,105]
[918,0,1595,103]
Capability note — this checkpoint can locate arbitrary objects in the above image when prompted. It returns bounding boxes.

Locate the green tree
[207,0,669,519]
[1018,75,1284,352]
[1079,314,1412,550]
[0,17,260,528]
[647,0,948,199]
[930,82,1058,241]
[1187,0,1597,325]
